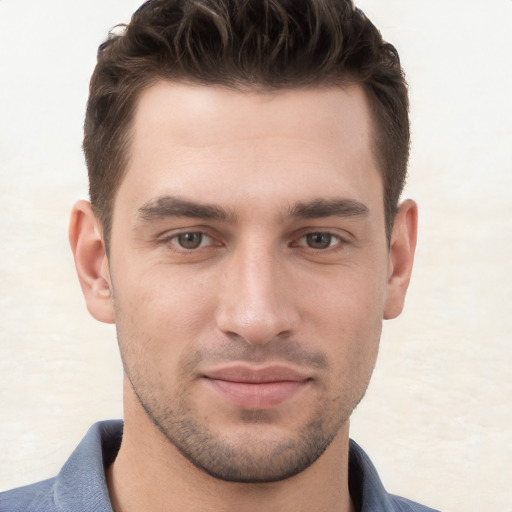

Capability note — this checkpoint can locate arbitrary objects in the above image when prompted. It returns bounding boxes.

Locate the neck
[107,384,355,512]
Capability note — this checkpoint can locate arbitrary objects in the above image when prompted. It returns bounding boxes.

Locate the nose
[215,243,299,345]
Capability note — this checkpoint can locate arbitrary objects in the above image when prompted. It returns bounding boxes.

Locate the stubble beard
[124,366,368,483]
[113,295,377,484]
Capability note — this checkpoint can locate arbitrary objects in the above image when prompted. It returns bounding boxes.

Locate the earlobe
[383,199,418,320]
[69,200,115,324]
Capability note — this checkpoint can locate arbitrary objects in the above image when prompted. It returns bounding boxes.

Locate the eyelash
[295,232,346,251]
[162,231,217,251]
[161,230,348,253]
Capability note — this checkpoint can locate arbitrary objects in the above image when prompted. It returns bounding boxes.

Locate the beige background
[1,1,511,510]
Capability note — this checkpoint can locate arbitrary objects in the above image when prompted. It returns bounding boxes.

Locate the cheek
[117,255,216,313]
[299,264,385,369]
[301,263,387,328]
[313,288,382,404]
[111,262,218,361]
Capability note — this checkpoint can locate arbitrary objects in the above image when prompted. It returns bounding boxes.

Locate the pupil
[178,232,202,249]
[307,233,331,249]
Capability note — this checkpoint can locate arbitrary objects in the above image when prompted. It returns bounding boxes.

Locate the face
[96,83,403,482]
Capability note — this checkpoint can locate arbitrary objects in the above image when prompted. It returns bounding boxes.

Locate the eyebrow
[286,198,369,219]
[136,195,369,224]
[137,196,236,223]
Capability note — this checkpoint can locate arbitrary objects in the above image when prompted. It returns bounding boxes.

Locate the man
[0,1,438,511]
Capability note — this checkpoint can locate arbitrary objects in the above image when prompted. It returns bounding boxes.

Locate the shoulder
[387,494,441,512]
[0,420,123,512]
[349,439,442,512]
[0,478,57,512]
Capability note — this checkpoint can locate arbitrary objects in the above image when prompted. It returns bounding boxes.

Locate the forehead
[129,81,376,157]
[116,81,382,221]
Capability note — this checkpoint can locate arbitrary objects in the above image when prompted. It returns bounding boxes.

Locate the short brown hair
[83,0,409,246]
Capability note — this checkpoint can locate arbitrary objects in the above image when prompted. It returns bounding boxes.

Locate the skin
[69,82,417,512]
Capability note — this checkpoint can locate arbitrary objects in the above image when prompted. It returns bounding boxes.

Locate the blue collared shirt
[0,420,440,511]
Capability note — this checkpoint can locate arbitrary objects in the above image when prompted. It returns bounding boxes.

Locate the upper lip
[203,365,311,383]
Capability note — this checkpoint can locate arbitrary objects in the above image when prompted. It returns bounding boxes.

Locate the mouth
[202,365,312,409]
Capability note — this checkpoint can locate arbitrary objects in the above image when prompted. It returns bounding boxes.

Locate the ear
[69,200,115,324]
[383,199,418,320]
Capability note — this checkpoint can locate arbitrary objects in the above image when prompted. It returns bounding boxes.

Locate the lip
[204,364,310,383]
[202,365,311,409]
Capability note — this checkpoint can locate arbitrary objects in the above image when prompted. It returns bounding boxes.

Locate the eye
[172,232,212,250]
[306,233,334,249]
[298,232,342,250]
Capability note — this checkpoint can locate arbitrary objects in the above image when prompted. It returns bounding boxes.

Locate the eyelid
[158,228,221,251]
[291,227,351,245]
[156,223,219,240]
[155,226,351,252]
[296,232,344,249]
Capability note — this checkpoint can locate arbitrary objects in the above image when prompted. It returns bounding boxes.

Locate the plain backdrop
[1,1,511,510]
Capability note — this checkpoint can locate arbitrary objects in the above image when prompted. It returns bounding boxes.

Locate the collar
[49,420,428,512]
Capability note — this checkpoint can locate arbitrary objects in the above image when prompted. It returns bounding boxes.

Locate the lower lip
[204,378,309,409]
